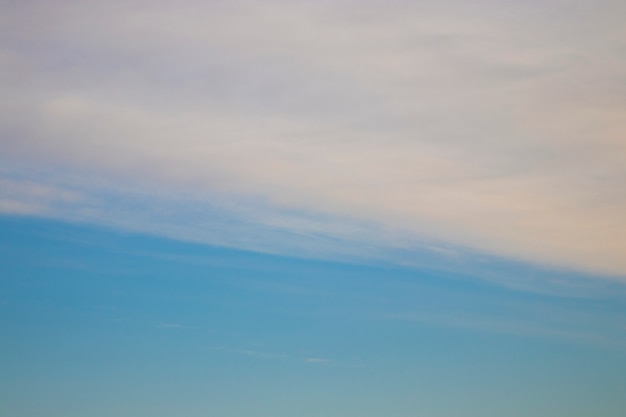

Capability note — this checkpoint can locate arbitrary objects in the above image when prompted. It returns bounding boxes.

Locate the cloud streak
[2,0,625,279]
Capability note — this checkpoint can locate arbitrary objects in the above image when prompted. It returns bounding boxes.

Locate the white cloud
[1,0,625,279]
[0,178,86,216]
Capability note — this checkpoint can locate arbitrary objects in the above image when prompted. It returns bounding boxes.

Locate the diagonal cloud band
[2,0,626,279]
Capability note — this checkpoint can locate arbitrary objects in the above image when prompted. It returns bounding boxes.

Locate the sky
[1,1,626,416]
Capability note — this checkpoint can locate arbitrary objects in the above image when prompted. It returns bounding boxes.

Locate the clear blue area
[2,216,626,417]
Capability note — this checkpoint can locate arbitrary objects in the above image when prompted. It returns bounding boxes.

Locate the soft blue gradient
[2,216,626,417]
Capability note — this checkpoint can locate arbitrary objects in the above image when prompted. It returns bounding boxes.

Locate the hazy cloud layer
[2,0,625,279]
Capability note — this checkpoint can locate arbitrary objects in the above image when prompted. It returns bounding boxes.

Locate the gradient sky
[2,1,626,416]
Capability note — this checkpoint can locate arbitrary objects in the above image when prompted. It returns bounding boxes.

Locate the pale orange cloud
[2,0,625,279]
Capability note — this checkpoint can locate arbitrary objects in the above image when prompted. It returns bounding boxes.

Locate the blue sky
[2,217,626,417]
[2,0,626,416]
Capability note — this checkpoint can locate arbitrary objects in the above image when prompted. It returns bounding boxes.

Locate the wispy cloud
[0,178,86,216]
[209,346,333,363]
[387,308,626,348]
[235,349,289,360]
[2,0,625,280]
[158,323,183,329]
[305,357,331,364]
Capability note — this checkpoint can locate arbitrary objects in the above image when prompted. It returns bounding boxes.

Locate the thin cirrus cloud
[1,0,625,279]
